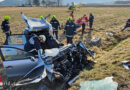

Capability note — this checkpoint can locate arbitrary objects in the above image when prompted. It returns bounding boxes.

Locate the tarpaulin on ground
[80,77,118,90]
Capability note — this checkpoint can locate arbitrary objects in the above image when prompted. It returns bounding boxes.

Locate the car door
[4,34,28,50]
[0,46,38,79]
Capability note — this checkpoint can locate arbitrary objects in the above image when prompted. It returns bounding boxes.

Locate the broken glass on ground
[80,77,118,90]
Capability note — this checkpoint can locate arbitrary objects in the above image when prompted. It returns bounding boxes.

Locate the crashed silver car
[0,13,96,89]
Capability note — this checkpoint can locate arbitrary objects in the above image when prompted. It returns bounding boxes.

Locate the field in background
[0,7,130,90]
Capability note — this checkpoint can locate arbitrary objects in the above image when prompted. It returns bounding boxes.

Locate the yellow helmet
[40,16,43,19]
[68,17,72,21]
[52,15,56,18]
[5,16,10,20]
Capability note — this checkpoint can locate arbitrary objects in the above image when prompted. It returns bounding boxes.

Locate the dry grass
[0,7,130,90]
[70,38,130,90]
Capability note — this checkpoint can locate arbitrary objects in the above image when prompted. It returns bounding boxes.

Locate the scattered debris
[94,61,97,63]
[80,77,118,90]
[68,76,79,86]
[122,61,130,70]
[91,36,101,46]
[119,83,128,88]
[106,32,114,37]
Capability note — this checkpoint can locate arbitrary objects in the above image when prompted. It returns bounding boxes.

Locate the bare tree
[41,0,46,6]
[33,0,40,6]
[46,0,57,6]
[56,0,62,6]
[27,0,32,5]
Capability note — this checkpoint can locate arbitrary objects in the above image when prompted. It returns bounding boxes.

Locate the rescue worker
[64,17,76,44]
[70,11,74,19]
[89,13,94,30]
[81,14,88,36]
[50,15,60,39]
[1,16,11,42]
[121,18,130,31]
[24,34,46,58]
[76,18,82,25]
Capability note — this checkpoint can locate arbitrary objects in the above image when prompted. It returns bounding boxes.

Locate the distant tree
[56,0,62,6]
[67,3,70,7]
[27,0,32,5]
[41,0,46,6]
[33,0,40,6]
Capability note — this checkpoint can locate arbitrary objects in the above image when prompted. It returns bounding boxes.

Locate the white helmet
[39,35,46,42]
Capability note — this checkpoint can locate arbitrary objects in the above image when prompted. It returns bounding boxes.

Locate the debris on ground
[80,77,118,90]
[91,36,101,46]
[106,32,114,37]
[122,61,130,70]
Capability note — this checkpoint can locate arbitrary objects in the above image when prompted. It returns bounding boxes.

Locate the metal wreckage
[0,13,96,89]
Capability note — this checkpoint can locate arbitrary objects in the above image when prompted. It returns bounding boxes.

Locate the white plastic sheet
[80,77,118,90]
[45,48,59,57]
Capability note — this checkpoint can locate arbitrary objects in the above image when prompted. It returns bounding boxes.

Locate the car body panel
[3,59,38,78]
[3,45,24,50]
[0,46,38,79]
[21,13,52,33]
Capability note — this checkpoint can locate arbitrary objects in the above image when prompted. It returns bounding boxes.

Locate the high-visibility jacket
[70,13,74,19]
[76,18,82,25]
[81,16,88,24]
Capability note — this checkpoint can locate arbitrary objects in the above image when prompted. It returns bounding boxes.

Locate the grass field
[0,7,130,90]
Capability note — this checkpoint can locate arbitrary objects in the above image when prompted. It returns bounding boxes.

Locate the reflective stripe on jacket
[65,21,76,37]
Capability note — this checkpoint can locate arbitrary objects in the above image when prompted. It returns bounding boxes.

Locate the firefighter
[64,17,76,44]
[76,18,82,25]
[89,13,94,30]
[70,11,74,19]
[81,14,88,36]
[121,18,130,31]
[24,34,46,58]
[1,16,11,41]
[50,15,60,39]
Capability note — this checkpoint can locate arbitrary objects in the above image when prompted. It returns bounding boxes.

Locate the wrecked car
[0,13,96,89]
